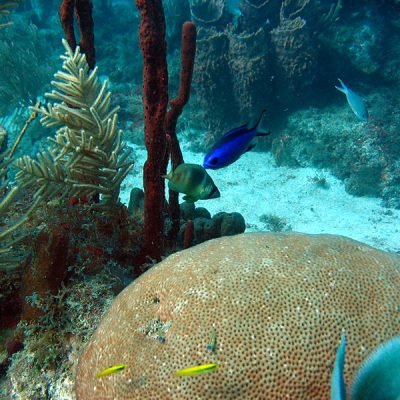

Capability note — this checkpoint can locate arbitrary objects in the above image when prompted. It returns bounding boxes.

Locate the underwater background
[1,0,400,399]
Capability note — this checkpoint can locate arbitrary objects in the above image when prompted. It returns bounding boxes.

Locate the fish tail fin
[335,78,347,94]
[250,109,267,131]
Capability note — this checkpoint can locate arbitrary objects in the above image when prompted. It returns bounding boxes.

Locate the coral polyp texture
[75,232,400,399]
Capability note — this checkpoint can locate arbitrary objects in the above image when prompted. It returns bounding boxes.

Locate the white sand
[120,142,400,254]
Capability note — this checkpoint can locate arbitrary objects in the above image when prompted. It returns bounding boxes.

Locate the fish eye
[210,157,218,164]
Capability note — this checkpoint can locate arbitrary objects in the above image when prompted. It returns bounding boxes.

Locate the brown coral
[75,232,400,399]
[270,5,317,107]
[228,28,273,117]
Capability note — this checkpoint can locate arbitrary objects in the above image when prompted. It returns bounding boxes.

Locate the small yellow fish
[96,363,128,378]
[175,363,219,376]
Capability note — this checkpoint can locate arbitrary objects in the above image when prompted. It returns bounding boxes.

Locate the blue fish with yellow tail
[335,78,369,122]
[203,109,270,169]
[331,331,400,400]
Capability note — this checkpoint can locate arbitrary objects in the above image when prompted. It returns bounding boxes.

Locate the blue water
[1,1,400,399]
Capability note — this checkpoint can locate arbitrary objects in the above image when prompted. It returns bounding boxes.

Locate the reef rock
[76,232,400,399]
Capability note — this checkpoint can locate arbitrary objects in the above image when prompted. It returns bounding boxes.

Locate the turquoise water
[1,1,400,399]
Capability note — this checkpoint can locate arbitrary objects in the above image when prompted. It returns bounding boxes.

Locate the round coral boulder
[75,232,400,399]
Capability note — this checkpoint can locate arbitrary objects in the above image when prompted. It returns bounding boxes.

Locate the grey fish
[335,78,369,122]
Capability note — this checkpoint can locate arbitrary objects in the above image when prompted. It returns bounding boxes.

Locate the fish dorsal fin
[222,123,249,139]
[221,109,267,140]
[216,109,267,145]
[248,109,267,131]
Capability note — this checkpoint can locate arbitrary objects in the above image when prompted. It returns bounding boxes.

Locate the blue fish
[331,330,347,400]
[351,336,400,400]
[335,78,369,122]
[331,331,400,400]
[203,110,270,169]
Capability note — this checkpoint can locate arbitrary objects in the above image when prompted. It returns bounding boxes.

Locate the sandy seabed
[120,142,400,254]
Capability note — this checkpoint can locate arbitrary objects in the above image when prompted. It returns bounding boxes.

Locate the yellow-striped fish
[175,363,219,376]
[96,363,128,378]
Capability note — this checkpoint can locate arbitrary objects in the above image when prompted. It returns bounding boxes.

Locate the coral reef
[128,187,145,222]
[3,268,119,399]
[1,1,244,398]
[75,232,400,399]
[34,39,133,206]
[270,0,317,107]
[270,93,400,207]
[189,0,226,26]
[178,207,246,245]
[136,0,197,261]
[239,0,281,30]
[19,227,70,323]
[189,0,343,132]
[0,38,139,381]
[324,16,383,75]
[192,28,236,134]
[228,27,273,116]
[0,39,133,242]
[0,191,142,395]
[128,188,246,248]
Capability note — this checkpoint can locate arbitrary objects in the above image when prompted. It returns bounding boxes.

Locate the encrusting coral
[0,39,133,242]
[76,232,400,399]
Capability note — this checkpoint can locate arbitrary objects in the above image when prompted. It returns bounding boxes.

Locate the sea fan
[0,39,133,243]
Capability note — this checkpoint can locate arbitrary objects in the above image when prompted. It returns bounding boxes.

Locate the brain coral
[75,232,400,399]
